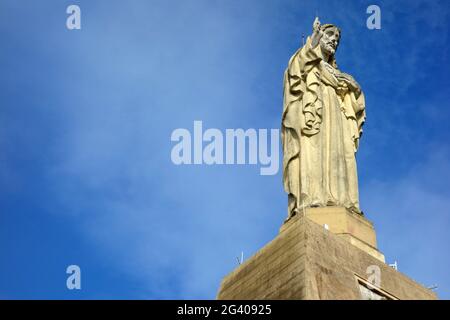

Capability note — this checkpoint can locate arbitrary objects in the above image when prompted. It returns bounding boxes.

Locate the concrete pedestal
[217,209,437,300]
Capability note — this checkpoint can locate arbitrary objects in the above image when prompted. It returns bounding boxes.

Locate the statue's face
[320,26,340,56]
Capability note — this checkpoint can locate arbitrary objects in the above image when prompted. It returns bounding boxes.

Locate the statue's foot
[284,207,301,224]
[285,207,298,220]
[292,207,302,216]
[349,206,363,216]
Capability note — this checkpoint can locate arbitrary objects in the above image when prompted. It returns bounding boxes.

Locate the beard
[320,40,336,56]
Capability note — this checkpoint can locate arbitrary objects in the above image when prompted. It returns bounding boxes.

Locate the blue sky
[1,0,449,299]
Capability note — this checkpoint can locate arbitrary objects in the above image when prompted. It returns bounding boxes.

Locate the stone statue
[282,17,366,218]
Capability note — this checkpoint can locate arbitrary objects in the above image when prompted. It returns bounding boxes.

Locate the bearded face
[319,26,340,57]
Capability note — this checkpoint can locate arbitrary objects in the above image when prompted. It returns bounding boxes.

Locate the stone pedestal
[281,207,385,262]
[217,209,437,300]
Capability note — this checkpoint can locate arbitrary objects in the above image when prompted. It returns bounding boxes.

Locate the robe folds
[282,37,366,217]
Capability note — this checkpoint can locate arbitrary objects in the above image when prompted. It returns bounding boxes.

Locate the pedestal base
[217,213,437,300]
[281,207,385,262]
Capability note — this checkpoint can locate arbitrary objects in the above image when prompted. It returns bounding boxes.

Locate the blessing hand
[311,17,323,48]
[336,73,360,93]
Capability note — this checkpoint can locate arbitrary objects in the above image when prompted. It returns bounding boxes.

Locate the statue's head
[319,24,341,57]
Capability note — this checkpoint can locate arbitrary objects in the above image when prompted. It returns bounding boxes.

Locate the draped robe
[282,36,366,217]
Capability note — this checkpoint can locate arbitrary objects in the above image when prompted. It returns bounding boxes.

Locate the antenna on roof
[388,261,398,271]
[236,251,244,265]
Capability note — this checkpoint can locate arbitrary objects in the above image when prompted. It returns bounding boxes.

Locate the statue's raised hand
[311,17,322,48]
[313,17,321,33]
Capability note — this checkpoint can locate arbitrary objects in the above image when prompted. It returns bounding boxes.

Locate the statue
[282,18,366,218]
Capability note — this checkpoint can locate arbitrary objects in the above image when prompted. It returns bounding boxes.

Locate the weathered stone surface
[281,206,385,262]
[218,219,307,300]
[217,215,437,300]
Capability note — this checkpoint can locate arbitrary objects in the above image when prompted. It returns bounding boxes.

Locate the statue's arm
[288,39,321,89]
[295,18,324,77]
[285,18,323,100]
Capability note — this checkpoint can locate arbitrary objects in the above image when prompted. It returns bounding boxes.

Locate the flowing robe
[282,37,366,217]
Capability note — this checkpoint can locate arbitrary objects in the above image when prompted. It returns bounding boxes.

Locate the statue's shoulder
[289,47,302,62]
[286,48,302,71]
